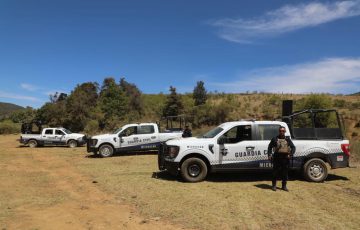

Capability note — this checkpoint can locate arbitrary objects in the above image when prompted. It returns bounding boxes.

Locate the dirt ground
[1,134,360,230]
[0,135,187,230]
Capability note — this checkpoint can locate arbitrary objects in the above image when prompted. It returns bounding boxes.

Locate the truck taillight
[341,144,350,156]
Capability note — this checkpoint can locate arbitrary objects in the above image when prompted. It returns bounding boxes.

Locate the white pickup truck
[20,127,86,148]
[87,123,183,157]
[158,111,350,183]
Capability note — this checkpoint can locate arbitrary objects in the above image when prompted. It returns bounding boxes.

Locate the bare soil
[0,135,187,230]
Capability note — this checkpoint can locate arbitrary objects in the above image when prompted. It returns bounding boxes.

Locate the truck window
[258,125,280,140]
[221,125,252,144]
[138,125,155,134]
[55,129,65,135]
[44,129,53,135]
[314,111,342,139]
[122,126,137,136]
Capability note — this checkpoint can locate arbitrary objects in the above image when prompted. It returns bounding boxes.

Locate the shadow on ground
[153,170,349,184]
[85,151,158,158]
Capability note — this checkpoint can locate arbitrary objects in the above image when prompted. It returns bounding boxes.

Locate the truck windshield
[63,129,72,134]
[201,127,224,138]
[113,128,122,134]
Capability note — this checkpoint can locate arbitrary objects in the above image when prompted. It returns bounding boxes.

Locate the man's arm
[267,137,276,158]
[287,137,296,156]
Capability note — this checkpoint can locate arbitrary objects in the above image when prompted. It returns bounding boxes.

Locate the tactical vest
[275,138,290,154]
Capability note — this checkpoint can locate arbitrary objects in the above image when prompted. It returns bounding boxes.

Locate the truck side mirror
[217,136,226,145]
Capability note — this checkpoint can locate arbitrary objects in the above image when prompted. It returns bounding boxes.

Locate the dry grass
[75,147,360,229]
[1,134,360,229]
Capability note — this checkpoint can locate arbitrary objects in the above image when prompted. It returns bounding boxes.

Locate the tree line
[8,78,209,133]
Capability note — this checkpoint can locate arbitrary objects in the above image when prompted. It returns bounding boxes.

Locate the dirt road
[0,135,187,230]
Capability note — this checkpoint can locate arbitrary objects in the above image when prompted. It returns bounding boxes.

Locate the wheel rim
[69,141,76,148]
[308,162,324,179]
[101,146,112,157]
[188,164,201,177]
[29,141,36,148]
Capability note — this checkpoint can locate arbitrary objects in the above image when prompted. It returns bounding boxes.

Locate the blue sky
[1,0,360,108]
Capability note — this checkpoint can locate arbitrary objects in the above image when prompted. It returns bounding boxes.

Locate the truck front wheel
[99,144,114,158]
[303,158,328,182]
[28,140,38,148]
[68,140,78,148]
[180,157,208,182]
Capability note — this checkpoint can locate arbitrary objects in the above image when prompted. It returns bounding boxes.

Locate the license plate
[337,156,344,161]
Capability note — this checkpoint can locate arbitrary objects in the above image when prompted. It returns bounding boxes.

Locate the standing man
[182,125,192,138]
[268,126,295,191]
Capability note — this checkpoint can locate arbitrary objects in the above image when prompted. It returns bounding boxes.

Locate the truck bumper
[163,160,180,176]
[328,153,350,169]
[77,139,87,146]
[86,139,98,153]
[158,143,179,175]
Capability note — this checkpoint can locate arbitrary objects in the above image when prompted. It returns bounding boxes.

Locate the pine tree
[193,81,207,106]
[119,77,143,113]
[162,86,183,117]
[100,77,128,121]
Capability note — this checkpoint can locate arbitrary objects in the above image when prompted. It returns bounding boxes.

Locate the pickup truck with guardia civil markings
[87,123,183,157]
[20,127,86,148]
[158,109,351,182]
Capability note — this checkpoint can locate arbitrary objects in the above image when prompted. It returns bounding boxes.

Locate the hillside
[0,102,24,119]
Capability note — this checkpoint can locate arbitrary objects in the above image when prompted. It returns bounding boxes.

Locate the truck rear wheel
[28,140,38,148]
[180,157,208,182]
[99,144,114,158]
[68,140,78,148]
[303,158,328,182]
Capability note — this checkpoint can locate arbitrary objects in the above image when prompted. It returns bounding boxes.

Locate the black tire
[303,158,328,182]
[99,144,114,158]
[180,157,208,182]
[28,139,38,148]
[68,140,78,148]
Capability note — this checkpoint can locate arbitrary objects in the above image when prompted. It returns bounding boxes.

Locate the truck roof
[125,123,156,126]
[219,120,287,130]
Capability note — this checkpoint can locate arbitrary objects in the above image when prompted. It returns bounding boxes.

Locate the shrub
[333,99,346,108]
[0,120,21,134]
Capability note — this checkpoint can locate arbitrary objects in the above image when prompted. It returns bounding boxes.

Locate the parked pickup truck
[158,110,350,183]
[87,123,183,157]
[20,127,86,148]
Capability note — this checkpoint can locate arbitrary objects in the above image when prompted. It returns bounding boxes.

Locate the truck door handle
[221,148,228,156]
[246,146,255,150]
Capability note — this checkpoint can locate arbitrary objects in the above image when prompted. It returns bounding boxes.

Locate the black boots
[271,181,276,191]
[282,182,289,192]
[271,181,289,191]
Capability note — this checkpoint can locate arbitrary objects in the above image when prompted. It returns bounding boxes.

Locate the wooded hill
[0,102,24,119]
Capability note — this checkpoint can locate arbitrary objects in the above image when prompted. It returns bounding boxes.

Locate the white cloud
[210,57,360,94]
[0,91,41,102]
[20,83,39,91]
[211,1,360,43]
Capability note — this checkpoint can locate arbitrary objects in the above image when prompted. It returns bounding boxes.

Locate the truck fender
[302,151,331,166]
[177,149,213,169]
[98,142,115,150]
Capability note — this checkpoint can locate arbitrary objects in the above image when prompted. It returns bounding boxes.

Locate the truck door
[55,129,66,145]
[43,128,55,144]
[255,124,282,169]
[136,125,159,150]
[217,125,260,169]
[118,125,138,150]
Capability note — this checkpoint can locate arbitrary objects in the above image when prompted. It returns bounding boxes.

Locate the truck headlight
[89,139,98,146]
[167,146,180,159]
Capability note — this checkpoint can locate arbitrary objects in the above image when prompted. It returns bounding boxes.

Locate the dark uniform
[182,126,192,138]
[267,135,295,191]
